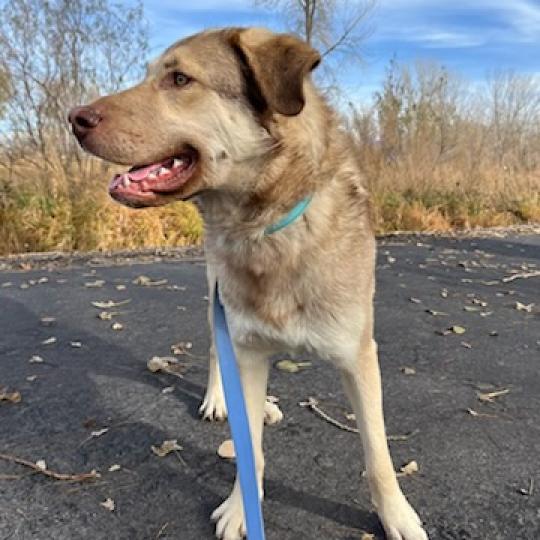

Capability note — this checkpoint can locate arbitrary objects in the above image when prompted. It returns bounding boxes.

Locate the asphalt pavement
[1,233,539,540]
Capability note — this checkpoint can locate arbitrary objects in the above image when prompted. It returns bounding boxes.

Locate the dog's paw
[264,400,283,425]
[376,492,428,540]
[200,390,283,425]
[211,488,246,540]
[199,386,227,422]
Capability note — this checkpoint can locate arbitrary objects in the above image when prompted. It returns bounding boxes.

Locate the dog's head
[68,28,320,208]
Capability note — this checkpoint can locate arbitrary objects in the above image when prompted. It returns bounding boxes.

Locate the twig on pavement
[0,453,100,482]
[502,270,540,283]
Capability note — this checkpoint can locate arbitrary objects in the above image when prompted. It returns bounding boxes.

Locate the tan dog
[69,27,428,540]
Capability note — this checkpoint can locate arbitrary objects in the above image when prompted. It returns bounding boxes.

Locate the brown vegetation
[351,61,540,233]
[0,1,538,255]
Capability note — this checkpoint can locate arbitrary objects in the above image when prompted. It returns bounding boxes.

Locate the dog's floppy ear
[231,28,321,116]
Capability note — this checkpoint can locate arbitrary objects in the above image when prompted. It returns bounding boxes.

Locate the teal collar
[264,195,312,236]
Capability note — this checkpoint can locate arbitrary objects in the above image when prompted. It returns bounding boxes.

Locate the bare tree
[255,0,376,83]
[0,0,148,176]
[487,70,540,168]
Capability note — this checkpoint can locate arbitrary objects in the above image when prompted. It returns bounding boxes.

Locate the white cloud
[374,0,540,47]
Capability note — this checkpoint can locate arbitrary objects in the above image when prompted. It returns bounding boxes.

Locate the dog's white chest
[224,300,361,363]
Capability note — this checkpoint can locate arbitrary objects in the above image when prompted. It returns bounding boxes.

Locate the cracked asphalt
[0,233,539,540]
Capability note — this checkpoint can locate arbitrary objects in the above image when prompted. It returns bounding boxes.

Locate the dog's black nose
[68,106,102,138]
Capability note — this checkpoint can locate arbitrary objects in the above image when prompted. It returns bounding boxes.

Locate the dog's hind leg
[340,337,428,540]
[211,345,271,540]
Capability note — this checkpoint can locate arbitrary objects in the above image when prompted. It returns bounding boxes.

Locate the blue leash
[212,196,312,539]
[213,286,266,540]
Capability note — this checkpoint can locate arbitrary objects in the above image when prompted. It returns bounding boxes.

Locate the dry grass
[1,157,537,256]
[351,62,540,234]
[366,167,540,234]
[0,161,203,255]
[1,63,539,255]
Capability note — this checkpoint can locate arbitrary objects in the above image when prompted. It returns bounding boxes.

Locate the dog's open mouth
[108,149,197,206]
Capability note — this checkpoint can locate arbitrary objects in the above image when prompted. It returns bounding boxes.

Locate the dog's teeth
[148,172,157,180]
[158,167,169,176]
[122,176,130,187]
[173,159,183,168]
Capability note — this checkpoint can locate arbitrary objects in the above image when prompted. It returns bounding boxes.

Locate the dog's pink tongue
[128,164,159,181]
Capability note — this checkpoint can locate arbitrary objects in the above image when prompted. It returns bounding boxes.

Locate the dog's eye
[173,72,190,87]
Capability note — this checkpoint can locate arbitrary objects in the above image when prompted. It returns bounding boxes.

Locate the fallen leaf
[450,325,466,335]
[409,297,422,304]
[345,413,356,421]
[70,341,82,348]
[217,439,235,460]
[108,464,121,472]
[463,306,481,312]
[147,356,177,373]
[41,336,57,345]
[133,275,168,287]
[440,288,449,298]
[170,341,193,355]
[517,478,534,497]
[29,355,44,363]
[161,386,175,394]
[85,280,105,288]
[100,498,115,512]
[26,375,37,382]
[461,341,472,349]
[115,284,127,291]
[35,459,47,470]
[111,322,123,331]
[91,428,109,438]
[151,439,182,457]
[0,389,22,403]
[398,460,419,477]
[477,388,510,403]
[400,366,416,375]
[92,299,131,309]
[276,359,312,373]
[515,302,534,313]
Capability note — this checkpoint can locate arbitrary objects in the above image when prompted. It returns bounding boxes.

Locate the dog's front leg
[340,338,428,540]
[200,275,228,421]
[211,345,270,540]
[199,274,283,425]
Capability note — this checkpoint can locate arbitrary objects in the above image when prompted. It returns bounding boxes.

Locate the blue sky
[141,0,540,103]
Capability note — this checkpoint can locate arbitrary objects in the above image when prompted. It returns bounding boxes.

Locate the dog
[68,27,428,540]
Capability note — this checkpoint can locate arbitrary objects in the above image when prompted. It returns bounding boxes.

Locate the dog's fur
[69,27,428,540]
